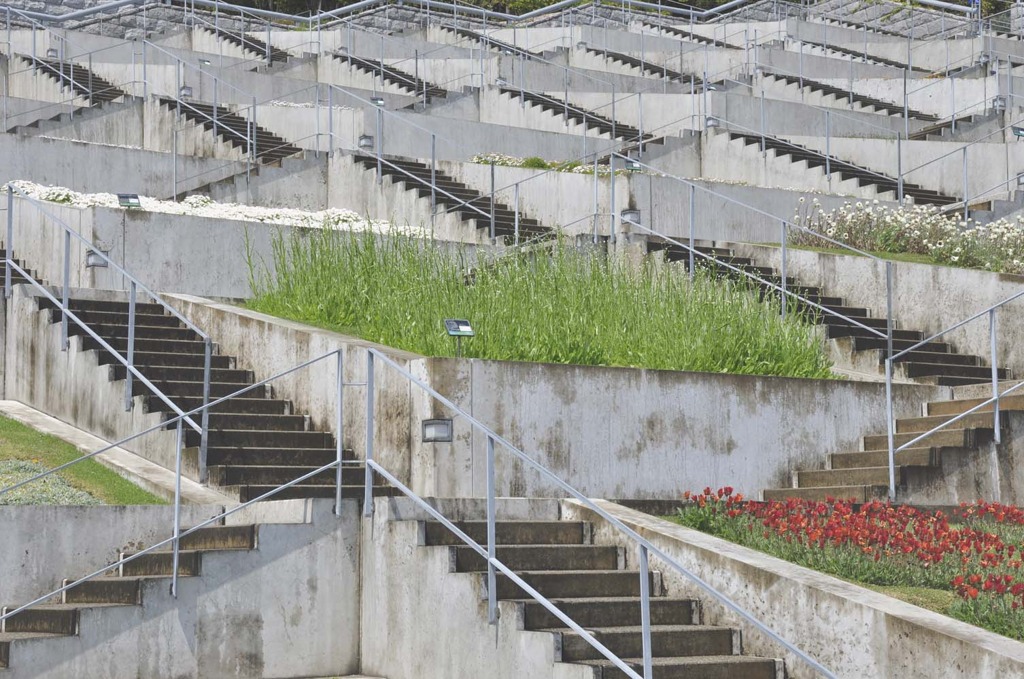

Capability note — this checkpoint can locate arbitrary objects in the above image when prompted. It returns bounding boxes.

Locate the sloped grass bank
[0,416,164,505]
[247,231,834,378]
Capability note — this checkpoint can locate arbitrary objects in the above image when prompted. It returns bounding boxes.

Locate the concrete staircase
[582,47,697,84]
[0,524,257,673]
[17,54,128,106]
[645,240,1009,386]
[761,71,939,121]
[157,97,304,164]
[795,38,927,73]
[333,53,449,103]
[439,26,541,57]
[200,26,291,65]
[813,16,907,39]
[501,88,661,147]
[907,113,995,141]
[35,294,393,503]
[724,130,959,206]
[422,519,784,678]
[353,153,554,243]
[763,393,1024,502]
[641,21,739,49]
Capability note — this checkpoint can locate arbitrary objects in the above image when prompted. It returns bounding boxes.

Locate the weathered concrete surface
[3,499,360,679]
[0,503,225,603]
[565,500,1024,679]
[359,496,588,679]
[417,358,944,501]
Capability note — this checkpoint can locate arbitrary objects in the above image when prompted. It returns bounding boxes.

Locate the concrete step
[51,298,166,315]
[851,336,951,354]
[0,632,65,668]
[69,322,199,341]
[202,446,351,467]
[0,606,79,635]
[173,525,256,552]
[918,375,1009,387]
[495,571,655,599]
[862,427,984,451]
[796,466,898,488]
[135,379,268,399]
[521,597,697,629]
[226,484,399,502]
[117,550,202,577]
[454,545,621,572]
[904,362,1010,380]
[84,335,213,355]
[926,393,1024,417]
[98,350,233,369]
[895,411,1004,433]
[577,654,779,679]
[150,396,290,415]
[50,308,181,327]
[111,364,252,383]
[208,465,366,486]
[829,447,941,470]
[424,521,587,546]
[172,413,308,432]
[191,429,334,449]
[556,625,734,661]
[61,577,142,605]
[762,485,887,502]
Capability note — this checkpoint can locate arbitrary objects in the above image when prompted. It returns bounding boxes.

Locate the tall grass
[247,230,834,378]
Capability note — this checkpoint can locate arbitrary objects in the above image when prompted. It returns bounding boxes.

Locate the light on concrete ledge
[198,58,211,66]
[979,51,991,65]
[370,96,385,106]
[178,85,193,99]
[358,134,375,150]
[495,77,508,86]
[620,208,641,224]
[705,116,720,129]
[994,96,1007,114]
[576,41,587,49]
[1017,172,1024,187]
[422,418,453,443]
[85,249,109,268]
[625,158,642,172]
[117,193,142,209]
[444,318,474,357]
[46,48,59,59]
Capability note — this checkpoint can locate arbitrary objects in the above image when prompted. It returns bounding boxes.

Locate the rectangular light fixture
[117,193,142,209]
[46,48,59,59]
[620,209,641,224]
[625,159,642,171]
[422,418,453,443]
[179,85,193,99]
[444,319,474,337]
[85,249,109,268]
[371,96,385,106]
[358,134,375,150]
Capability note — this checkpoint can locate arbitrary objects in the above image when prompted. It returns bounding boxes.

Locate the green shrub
[520,156,550,170]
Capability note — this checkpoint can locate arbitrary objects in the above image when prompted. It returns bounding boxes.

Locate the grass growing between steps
[246,230,835,378]
[0,416,164,505]
[671,489,1024,642]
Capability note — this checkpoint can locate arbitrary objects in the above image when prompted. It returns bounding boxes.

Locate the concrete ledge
[564,499,1024,679]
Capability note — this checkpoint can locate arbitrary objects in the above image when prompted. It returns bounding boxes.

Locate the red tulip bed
[672,488,1024,640]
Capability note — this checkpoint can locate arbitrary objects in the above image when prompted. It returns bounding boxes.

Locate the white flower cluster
[11,181,425,236]
[267,100,354,110]
[469,152,636,176]
[792,197,1024,275]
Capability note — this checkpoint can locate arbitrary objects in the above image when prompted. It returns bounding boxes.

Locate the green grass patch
[246,231,835,378]
[0,415,164,505]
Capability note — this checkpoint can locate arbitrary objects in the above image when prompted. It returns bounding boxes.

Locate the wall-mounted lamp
[444,318,474,357]
[576,41,587,49]
[625,158,642,172]
[495,77,508,86]
[370,96,385,106]
[85,249,109,268]
[422,418,453,443]
[46,48,59,59]
[1017,172,1024,187]
[620,208,641,224]
[705,116,720,128]
[198,58,212,66]
[117,193,142,209]
[179,85,193,99]
[358,134,375,150]
[994,95,1007,114]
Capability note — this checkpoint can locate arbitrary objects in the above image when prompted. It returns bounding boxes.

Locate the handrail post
[688,184,695,282]
[609,154,616,245]
[5,185,12,300]
[171,419,183,598]
[376,105,383,184]
[885,356,896,502]
[335,348,345,516]
[363,350,375,518]
[125,282,136,411]
[897,135,904,206]
[885,261,894,361]
[825,110,831,186]
[486,434,497,625]
[200,338,211,484]
[490,160,496,243]
[639,544,653,679]
[430,134,437,211]
[759,88,765,154]
[61,229,70,351]
[514,183,520,246]
[780,221,787,319]
[963,146,969,221]
[991,309,1001,444]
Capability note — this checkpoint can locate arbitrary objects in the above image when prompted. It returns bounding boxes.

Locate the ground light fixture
[46,48,59,59]
[198,58,211,66]
[620,208,641,224]
[358,134,375,150]
[117,193,142,209]
[444,318,474,358]
[421,418,454,443]
[625,158,642,172]
[370,96,385,106]
[179,85,193,99]
[85,249,109,268]
[705,116,720,128]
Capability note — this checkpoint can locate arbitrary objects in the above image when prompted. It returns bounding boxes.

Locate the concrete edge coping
[566,498,1024,662]
[162,292,426,362]
[0,399,236,506]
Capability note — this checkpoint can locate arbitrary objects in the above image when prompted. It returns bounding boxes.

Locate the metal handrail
[882,289,1024,501]
[364,346,837,678]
